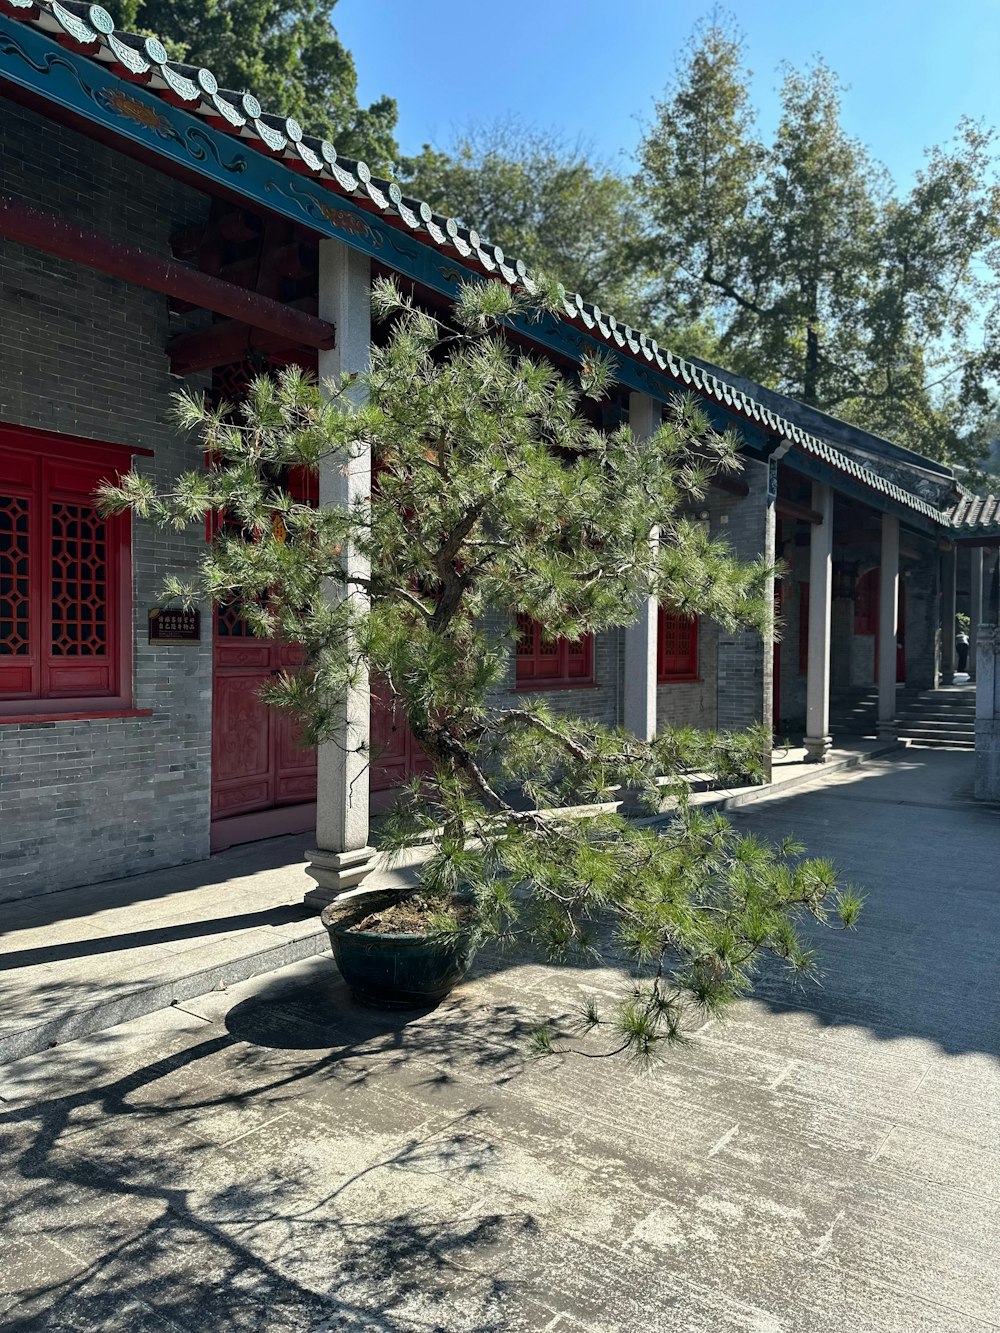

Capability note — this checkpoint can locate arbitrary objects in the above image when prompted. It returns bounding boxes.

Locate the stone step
[898,700,977,710]
[903,727,977,735]
[898,713,976,724]
[903,737,976,749]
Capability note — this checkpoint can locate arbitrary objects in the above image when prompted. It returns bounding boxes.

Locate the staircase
[830,684,976,749]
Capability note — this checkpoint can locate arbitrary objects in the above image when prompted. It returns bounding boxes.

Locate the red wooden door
[211,604,319,820]
[205,396,425,817]
[369,679,430,792]
[211,618,430,817]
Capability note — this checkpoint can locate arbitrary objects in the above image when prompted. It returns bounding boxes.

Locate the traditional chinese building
[1,1,995,905]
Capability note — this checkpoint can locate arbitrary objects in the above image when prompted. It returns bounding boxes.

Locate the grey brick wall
[716,459,773,734]
[0,97,213,902]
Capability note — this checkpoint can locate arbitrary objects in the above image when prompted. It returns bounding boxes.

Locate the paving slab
[1,748,998,1330]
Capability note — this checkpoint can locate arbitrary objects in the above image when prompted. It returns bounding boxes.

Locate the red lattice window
[855,568,878,636]
[0,424,135,716]
[657,608,699,682]
[515,615,594,687]
[0,497,30,657]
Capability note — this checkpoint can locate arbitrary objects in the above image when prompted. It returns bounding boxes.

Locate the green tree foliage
[638,21,1000,469]
[99,278,860,1065]
[116,1,398,168]
[400,121,659,335]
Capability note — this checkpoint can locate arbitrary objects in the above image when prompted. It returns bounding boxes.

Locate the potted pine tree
[100,276,861,1061]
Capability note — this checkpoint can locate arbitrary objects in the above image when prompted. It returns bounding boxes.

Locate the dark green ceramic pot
[321,889,477,1009]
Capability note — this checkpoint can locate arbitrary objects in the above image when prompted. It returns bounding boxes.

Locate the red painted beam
[0,196,335,353]
[167,301,320,376]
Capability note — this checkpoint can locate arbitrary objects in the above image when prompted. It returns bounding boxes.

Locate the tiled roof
[948,493,1000,535]
[0,0,952,524]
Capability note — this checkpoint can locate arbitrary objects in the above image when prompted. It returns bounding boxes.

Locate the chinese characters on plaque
[148,607,201,643]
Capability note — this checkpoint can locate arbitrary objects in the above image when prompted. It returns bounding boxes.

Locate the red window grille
[854,568,878,635]
[515,615,594,686]
[657,608,699,682]
[0,424,136,716]
[798,582,810,674]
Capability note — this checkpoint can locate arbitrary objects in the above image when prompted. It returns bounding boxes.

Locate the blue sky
[335,1,1000,188]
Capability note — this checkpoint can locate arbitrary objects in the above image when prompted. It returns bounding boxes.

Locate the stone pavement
[1,747,998,1332]
[0,739,897,1065]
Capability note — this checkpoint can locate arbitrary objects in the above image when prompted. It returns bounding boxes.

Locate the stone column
[969,546,984,680]
[804,481,834,761]
[975,625,1000,799]
[877,513,899,737]
[623,393,659,742]
[304,238,376,908]
[941,545,957,685]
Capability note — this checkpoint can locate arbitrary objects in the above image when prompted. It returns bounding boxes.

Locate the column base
[877,719,898,740]
[303,845,379,909]
[803,734,832,763]
[941,671,955,686]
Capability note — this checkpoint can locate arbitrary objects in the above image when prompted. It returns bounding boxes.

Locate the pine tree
[99,277,861,1064]
[639,21,1000,470]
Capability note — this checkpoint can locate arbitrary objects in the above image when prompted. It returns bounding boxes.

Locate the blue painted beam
[782,449,941,536]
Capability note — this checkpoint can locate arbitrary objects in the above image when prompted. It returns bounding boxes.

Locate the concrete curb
[629,740,904,828]
[709,738,904,812]
[0,928,331,1066]
[0,741,904,1068]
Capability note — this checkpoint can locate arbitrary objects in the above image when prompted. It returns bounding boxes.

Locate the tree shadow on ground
[0,904,315,971]
[0,983,551,1332]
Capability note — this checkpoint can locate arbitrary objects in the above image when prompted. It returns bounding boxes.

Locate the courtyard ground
[1,748,998,1332]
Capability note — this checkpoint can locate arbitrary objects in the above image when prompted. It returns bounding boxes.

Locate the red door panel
[370,683,412,791]
[212,669,273,816]
[370,679,431,792]
[273,710,318,802]
[212,636,429,821]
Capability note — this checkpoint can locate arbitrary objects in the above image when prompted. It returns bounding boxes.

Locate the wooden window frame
[657,607,699,683]
[0,423,148,721]
[515,616,595,689]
